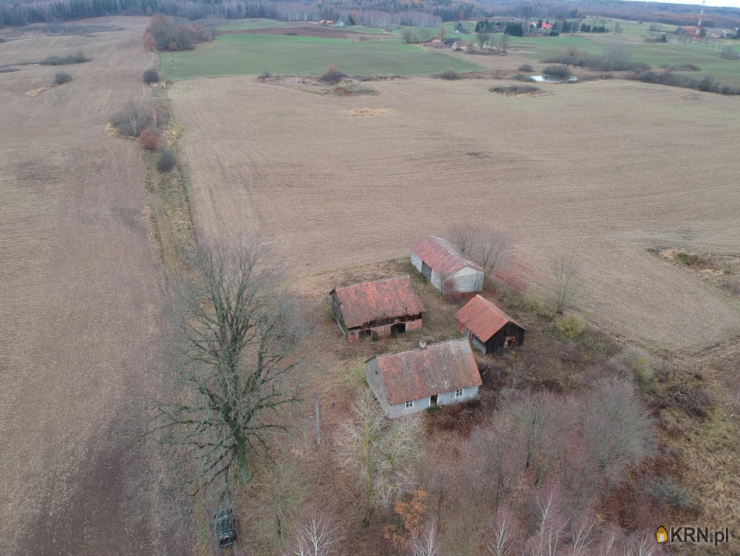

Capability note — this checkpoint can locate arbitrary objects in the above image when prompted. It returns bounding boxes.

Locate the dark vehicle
[214,508,237,547]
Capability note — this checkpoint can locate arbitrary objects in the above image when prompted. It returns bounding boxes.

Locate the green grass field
[161,33,482,80]
[508,33,740,87]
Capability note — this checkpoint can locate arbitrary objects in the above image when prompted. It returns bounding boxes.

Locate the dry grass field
[0,17,184,556]
[171,75,740,354]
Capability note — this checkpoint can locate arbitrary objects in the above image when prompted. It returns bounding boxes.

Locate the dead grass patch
[343,108,394,117]
[25,86,49,96]
[257,74,377,97]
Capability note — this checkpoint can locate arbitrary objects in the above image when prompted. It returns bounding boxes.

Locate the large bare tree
[337,389,422,526]
[147,239,303,504]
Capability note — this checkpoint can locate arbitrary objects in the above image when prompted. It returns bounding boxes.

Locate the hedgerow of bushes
[41,52,90,65]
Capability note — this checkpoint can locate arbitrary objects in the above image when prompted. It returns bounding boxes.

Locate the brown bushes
[138,129,158,150]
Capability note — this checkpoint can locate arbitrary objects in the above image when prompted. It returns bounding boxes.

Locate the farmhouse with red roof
[456,295,527,355]
[330,276,424,342]
[366,338,482,418]
[410,236,484,296]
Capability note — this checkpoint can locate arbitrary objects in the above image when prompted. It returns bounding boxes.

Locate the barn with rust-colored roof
[366,338,482,418]
[410,236,484,296]
[456,295,526,355]
[330,276,424,342]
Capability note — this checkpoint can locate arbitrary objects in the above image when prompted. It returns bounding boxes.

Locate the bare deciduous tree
[290,512,341,556]
[549,254,582,313]
[337,389,422,526]
[146,239,303,504]
[410,519,443,556]
[447,223,477,254]
[527,485,568,556]
[476,229,509,275]
[581,379,657,487]
[447,224,510,277]
[485,506,520,556]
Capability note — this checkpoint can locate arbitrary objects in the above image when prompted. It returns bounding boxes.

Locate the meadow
[161,31,482,79]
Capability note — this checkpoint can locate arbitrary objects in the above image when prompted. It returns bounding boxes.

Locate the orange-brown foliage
[139,130,158,151]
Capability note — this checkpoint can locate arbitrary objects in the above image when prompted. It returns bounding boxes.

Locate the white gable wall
[446,266,484,294]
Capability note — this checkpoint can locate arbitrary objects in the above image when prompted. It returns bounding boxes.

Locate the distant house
[366,338,482,418]
[456,295,526,355]
[676,26,697,35]
[330,276,424,342]
[429,38,443,47]
[452,40,470,51]
[442,37,458,46]
[333,20,345,27]
[410,236,484,296]
[542,22,552,30]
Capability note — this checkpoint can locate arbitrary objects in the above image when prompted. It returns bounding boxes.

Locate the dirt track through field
[171,76,740,353]
[0,18,184,555]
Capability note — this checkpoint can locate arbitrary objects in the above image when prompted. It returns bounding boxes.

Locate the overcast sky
[628,0,740,8]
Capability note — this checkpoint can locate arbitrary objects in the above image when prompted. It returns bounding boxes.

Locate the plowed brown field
[171,76,740,353]
[0,17,183,556]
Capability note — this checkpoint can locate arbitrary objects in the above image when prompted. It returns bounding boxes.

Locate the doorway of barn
[391,323,406,338]
[430,394,438,407]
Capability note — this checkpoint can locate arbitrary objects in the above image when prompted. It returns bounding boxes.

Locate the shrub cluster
[142,69,159,84]
[143,14,214,52]
[321,65,348,84]
[54,71,72,85]
[110,102,158,137]
[542,64,571,78]
[490,84,540,95]
[517,63,533,72]
[636,70,740,95]
[41,52,90,65]
[139,129,158,151]
[669,63,701,71]
[720,47,740,60]
[722,279,740,296]
[543,52,650,73]
[435,69,462,80]
[553,313,586,339]
[669,385,712,417]
[156,149,177,173]
[401,28,431,44]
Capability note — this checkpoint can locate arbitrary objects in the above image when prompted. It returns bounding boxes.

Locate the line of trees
[0,0,466,27]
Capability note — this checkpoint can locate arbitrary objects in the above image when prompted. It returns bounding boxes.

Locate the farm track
[0,17,185,555]
[170,76,740,354]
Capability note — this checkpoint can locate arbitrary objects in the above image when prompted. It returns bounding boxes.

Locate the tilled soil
[170,75,740,353]
[0,17,185,556]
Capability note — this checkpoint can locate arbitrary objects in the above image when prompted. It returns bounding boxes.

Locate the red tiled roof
[456,295,526,342]
[411,236,483,277]
[332,276,424,329]
[373,339,482,405]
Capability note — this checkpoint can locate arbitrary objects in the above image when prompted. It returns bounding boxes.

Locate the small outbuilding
[330,276,424,342]
[456,295,526,355]
[410,235,484,296]
[366,338,482,418]
[452,40,470,51]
